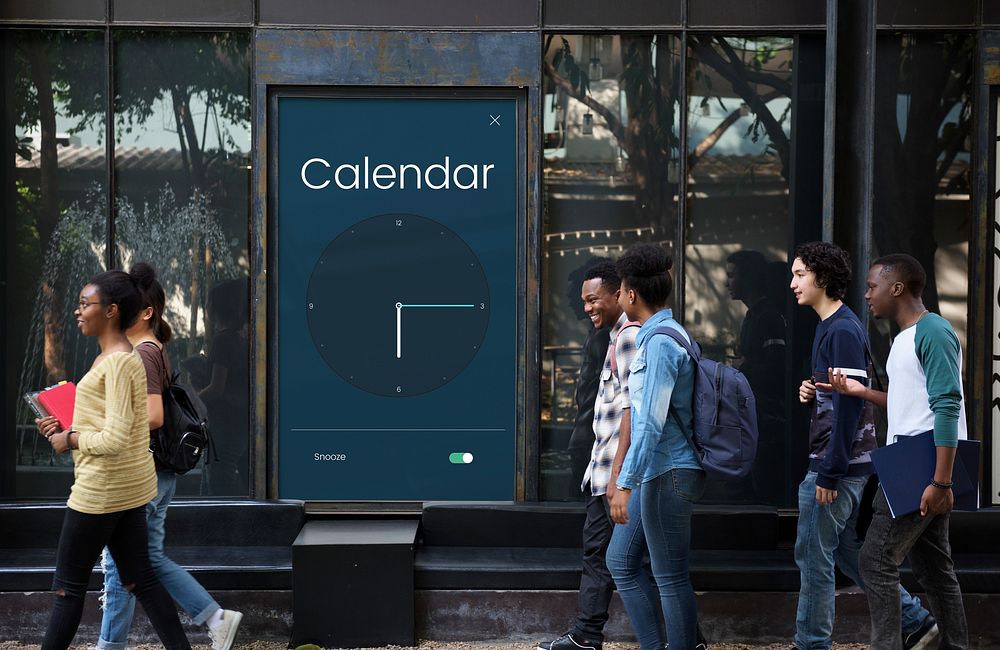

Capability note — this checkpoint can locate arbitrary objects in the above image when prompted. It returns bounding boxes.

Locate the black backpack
[148,344,213,474]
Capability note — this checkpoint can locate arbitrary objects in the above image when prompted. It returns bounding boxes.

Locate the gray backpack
[652,326,759,481]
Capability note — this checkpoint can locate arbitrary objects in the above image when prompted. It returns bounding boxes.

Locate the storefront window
[684,36,805,506]
[113,30,252,496]
[541,33,681,500]
[872,33,973,381]
[5,30,106,498]
[0,29,251,499]
[541,34,824,505]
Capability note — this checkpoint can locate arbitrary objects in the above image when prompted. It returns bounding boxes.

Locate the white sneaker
[208,609,243,650]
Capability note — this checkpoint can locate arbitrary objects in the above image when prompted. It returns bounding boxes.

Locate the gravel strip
[0,641,869,650]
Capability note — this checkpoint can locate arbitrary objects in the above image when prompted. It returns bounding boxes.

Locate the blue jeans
[608,470,704,650]
[99,471,219,650]
[794,472,929,650]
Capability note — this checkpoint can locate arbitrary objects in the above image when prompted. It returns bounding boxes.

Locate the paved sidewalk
[0,642,869,650]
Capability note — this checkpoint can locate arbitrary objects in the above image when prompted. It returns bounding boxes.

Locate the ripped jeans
[42,505,189,650]
[99,471,219,649]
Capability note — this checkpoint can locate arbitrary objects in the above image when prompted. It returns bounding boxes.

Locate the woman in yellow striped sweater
[35,270,190,650]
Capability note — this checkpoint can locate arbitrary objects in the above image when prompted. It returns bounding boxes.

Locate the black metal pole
[828,0,876,320]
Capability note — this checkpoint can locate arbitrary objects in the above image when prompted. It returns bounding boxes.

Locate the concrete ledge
[0,591,292,645]
[415,590,1000,649]
[3,589,999,648]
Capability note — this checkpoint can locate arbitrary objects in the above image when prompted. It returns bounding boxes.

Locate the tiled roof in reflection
[18,146,967,191]
[543,153,969,191]
[15,146,247,172]
[543,154,786,186]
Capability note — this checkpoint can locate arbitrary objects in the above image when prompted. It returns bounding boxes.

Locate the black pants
[572,485,616,642]
[42,505,190,650]
[860,488,968,649]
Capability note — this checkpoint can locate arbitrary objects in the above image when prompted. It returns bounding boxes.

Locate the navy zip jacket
[808,305,876,489]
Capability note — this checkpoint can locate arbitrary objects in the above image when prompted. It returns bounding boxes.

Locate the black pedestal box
[291,519,419,647]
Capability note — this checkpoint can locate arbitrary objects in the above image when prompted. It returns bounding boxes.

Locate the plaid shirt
[582,312,639,495]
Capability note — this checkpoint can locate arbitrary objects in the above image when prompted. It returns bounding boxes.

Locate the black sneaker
[904,614,939,650]
[537,632,602,650]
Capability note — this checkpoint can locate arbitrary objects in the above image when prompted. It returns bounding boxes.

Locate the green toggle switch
[449,452,474,464]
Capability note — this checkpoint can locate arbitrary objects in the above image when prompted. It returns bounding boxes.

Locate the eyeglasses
[78,300,102,309]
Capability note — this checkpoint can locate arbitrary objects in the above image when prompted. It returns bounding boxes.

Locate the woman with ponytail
[96,263,242,650]
[34,270,190,650]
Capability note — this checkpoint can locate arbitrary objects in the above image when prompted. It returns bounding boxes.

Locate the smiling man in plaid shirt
[538,261,638,650]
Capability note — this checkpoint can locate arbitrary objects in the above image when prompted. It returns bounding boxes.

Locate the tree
[115,31,250,352]
[14,31,104,382]
[13,30,251,379]
[544,35,794,234]
[872,33,974,314]
[545,33,973,314]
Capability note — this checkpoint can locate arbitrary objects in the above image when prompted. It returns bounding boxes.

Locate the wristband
[930,479,952,490]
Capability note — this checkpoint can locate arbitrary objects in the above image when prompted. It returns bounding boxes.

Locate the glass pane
[684,36,804,506]
[113,30,251,497]
[5,30,107,498]
[873,33,973,386]
[541,34,681,500]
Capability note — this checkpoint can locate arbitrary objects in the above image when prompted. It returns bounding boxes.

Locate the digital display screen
[276,93,518,500]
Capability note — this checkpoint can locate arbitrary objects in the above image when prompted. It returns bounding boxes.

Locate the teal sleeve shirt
[914,314,963,448]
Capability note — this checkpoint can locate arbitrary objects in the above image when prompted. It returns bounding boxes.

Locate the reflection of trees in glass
[544,35,793,231]
[115,31,251,353]
[16,188,105,449]
[545,35,680,232]
[115,31,249,193]
[14,31,104,382]
[874,34,973,314]
[116,186,238,345]
[687,37,791,178]
[13,30,250,385]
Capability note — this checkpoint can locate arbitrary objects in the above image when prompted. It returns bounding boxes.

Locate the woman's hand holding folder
[35,416,70,453]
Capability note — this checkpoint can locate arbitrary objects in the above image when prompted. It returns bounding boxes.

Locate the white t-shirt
[885,313,967,444]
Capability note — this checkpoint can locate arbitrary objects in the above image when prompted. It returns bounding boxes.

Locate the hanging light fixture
[589,57,603,82]
[589,36,604,81]
[582,112,594,135]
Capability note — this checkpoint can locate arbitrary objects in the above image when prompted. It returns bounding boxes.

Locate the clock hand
[395,303,476,360]
[396,302,403,359]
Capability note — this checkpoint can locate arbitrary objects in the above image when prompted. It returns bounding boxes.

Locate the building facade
[2,1,998,510]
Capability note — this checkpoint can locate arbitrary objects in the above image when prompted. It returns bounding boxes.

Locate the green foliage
[14,30,106,138]
[554,37,590,97]
[113,30,250,141]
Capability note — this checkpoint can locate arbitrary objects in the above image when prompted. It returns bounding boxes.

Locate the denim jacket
[616,309,701,490]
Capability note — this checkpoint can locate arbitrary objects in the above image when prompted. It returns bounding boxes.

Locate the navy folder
[869,430,980,518]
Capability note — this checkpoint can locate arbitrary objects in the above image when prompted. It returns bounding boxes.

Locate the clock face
[306,213,491,397]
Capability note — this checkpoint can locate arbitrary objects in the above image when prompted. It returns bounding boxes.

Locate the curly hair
[615,243,674,307]
[583,260,621,293]
[794,241,851,300]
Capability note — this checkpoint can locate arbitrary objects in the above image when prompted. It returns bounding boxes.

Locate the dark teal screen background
[276,95,518,500]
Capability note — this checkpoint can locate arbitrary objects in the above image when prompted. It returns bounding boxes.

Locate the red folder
[37,382,76,431]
